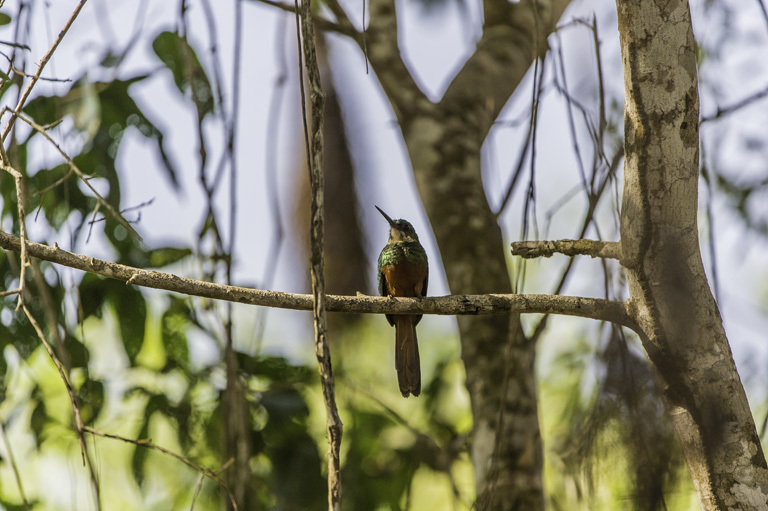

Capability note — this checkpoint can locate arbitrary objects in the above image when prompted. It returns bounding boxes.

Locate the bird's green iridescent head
[375,206,420,243]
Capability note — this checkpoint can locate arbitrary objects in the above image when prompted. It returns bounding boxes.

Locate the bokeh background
[0,0,767,509]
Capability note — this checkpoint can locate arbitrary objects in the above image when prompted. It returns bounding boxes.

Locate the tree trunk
[361,0,569,507]
[616,1,768,508]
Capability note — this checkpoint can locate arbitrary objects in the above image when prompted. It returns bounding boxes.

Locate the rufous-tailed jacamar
[376,206,428,398]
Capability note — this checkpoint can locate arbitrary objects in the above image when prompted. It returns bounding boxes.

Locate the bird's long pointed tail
[395,316,421,397]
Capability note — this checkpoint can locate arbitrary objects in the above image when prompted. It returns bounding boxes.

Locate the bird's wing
[377,252,387,297]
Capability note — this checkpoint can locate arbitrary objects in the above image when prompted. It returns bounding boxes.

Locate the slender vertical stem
[295,0,342,508]
[0,422,31,511]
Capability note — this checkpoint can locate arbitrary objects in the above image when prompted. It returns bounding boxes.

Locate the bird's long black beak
[375,205,397,228]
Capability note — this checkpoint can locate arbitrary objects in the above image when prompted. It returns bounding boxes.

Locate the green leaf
[114,285,146,362]
[78,273,108,319]
[131,419,151,486]
[0,13,11,26]
[78,274,146,363]
[152,31,214,117]
[30,400,47,444]
[237,353,315,384]
[64,332,90,369]
[29,163,91,231]
[24,74,181,210]
[149,247,193,268]
[162,301,190,368]
[79,380,104,424]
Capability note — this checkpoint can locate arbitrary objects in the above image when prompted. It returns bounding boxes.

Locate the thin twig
[0,421,31,511]
[590,13,609,169]
[87,199,155,226]
[0,163,28,310]
[254,15,289,350]
[0,287,21,297]
[1,0,88,142]
[22,305,102,510]
[527,147,624,345]
[227,0,242,287]
[82,426,238,510]
[33,166,74,196]
[182,3,248,506]
[515,53,546,293]
[494,113,533,217]
[554,34,588,192]
[190,473,206,511]
[7,64,71,82]
[22,305,87,462]
[700,85,768,124]
[8,110,142,240]
[0,39,30,50]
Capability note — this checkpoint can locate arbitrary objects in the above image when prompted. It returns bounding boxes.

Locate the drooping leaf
[28,163,92,231]
[30,400,47,445]
[152,31,214,117]
[236,353,315,384]
[78,273,146,363]
[162,299,190,369]
[24,74,181,215]
[131,418,151,486]
[78,380,104,425]
[149,247,193,268]
[64,332,90,369]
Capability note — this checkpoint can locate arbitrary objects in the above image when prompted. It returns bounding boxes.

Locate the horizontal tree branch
[0,230,635,328]
[511,239,621,260]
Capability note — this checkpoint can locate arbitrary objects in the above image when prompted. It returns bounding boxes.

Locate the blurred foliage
[0,20,476,511]
[3,1,758,509]
[540,325,694,511]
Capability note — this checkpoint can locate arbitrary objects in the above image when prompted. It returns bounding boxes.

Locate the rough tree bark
[616,0,768,509]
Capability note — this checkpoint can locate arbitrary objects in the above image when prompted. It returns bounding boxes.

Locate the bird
[375,206,428,397]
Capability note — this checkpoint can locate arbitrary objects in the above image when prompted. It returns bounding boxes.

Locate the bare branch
[253,16,289,347]
[22,305,86,462]
[700,84,768,124]
[0,230,634,328]
[0,39,30,50]
[7,65,72,83]
[0,287,21,297]
[0,163,28,310]
[82,426,238,511]
[22,304,102,510]
[511,239,621,260]
[0,0,88,141]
